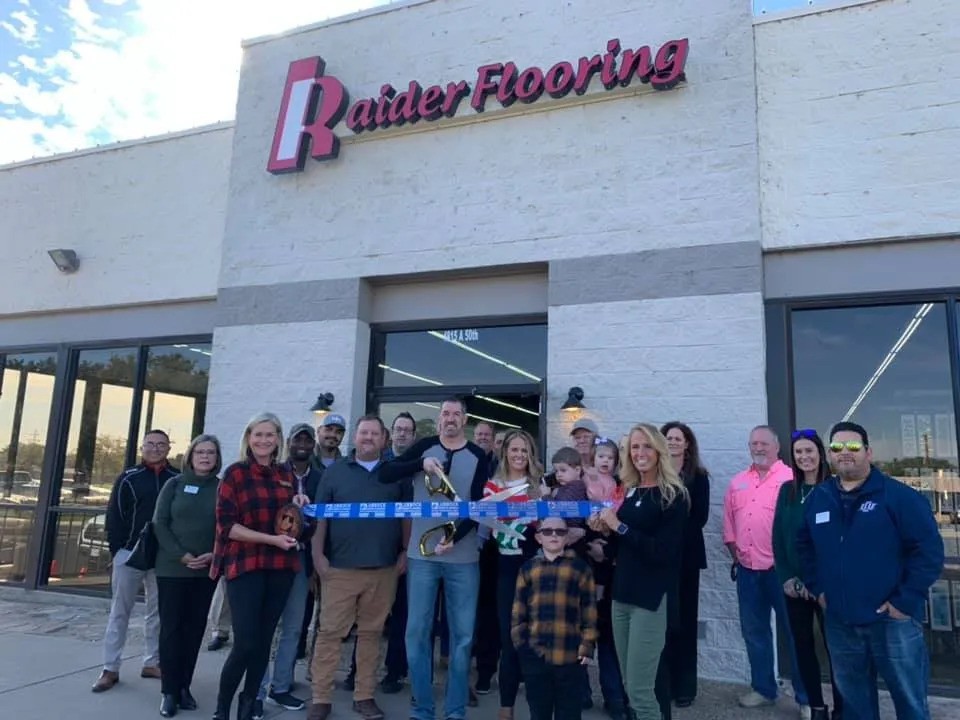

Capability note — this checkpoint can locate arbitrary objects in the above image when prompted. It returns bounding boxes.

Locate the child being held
[586,438,625,509]
[550,447,587,502]
[511,517,598,720]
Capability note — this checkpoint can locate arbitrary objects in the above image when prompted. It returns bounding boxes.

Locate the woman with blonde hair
[483,429,544,720]
[210,413,308,720]
[597,423,689,720]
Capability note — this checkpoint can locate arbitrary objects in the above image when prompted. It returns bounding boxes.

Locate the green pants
[612,599,667,720]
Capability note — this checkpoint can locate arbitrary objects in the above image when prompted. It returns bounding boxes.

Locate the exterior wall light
[48,249,80,273]
[310,392,335,416]
[561,386,586,412]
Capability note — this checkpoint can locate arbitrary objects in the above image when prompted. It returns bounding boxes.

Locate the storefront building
[1,0,958,690]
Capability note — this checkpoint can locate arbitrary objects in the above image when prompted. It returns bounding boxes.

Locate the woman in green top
[772,429,843,720]
[153,433,223,718]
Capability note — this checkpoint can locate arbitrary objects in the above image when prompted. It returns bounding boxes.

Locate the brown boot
[307,703,333,720]
[91,670,119,693]
[140,665,162,679]
[353,699,385,720]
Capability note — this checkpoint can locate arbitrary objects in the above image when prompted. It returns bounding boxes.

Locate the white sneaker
[800,705,812,720]
[739,690,775,708]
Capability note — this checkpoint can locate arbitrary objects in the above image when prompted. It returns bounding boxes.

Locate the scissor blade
[478,517,526,540]
[483,483,529,502]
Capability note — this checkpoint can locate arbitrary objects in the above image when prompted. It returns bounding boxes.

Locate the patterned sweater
[484,476,532,555]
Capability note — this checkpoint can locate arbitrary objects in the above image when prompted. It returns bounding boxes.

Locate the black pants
[665,563,701,701]
[218,570,294,704]
[298,587,315,659]
[157,575,217,696]
[520,649,582,720]
[496,554,525,708]
[474,539,500,684]
[785,595,844,713]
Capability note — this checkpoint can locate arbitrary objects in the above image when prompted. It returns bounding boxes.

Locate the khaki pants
[310,566,398,703]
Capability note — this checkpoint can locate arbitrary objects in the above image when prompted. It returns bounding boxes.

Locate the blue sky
[0,0,821,165]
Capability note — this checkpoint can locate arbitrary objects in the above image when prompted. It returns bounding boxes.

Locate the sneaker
[252,699,264,720]
[268,690,306,710]
[353,699,385,720]
[308,703,333,720]
[475,677,492,695]
[380,676,404,694]
[739,691,775,708]
[207,635,229,651]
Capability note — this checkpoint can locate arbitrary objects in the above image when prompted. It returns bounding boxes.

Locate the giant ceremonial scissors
[419,467,526,556]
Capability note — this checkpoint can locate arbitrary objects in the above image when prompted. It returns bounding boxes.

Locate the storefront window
[791,302,959,685]
[377,324,547,387]
[0,352,57,583]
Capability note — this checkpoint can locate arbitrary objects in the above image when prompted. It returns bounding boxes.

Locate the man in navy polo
[798,421,943,720]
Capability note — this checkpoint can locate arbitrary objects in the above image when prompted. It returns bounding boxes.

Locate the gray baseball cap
[288,423,316,442]
[570,418,599,435]
[321,414,347,429]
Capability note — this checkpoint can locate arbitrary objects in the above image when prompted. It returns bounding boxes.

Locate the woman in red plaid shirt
[210,413,308,720]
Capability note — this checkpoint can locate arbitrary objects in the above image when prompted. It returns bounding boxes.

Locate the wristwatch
[615,522,628,536]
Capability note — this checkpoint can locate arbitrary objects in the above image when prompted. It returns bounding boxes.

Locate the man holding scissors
[380,397,510,720]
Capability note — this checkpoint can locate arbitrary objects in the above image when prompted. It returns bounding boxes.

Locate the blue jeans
[406,559,480,720]
[737,567,808,704]
[258,559,310,699]
[825,615,931,720]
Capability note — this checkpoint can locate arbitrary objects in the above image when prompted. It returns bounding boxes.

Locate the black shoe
[251,699,264,720]
[605,704,628,720]
[811,709,830,720]
[831,711,842,720]
[674,697,694,708]
[267,690,305,710]
[343,673,355,691]
[475,677,492,695]
[380,676,404,694]
[179,688,198,711]
[236,694,254,720]
[207,636,229,651]
[211,697,230,720]
[161,694,179,717]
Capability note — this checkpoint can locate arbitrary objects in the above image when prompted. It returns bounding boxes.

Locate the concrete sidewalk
[0,587,955,720]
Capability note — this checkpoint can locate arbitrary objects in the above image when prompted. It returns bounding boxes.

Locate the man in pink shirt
[723,426,809,713]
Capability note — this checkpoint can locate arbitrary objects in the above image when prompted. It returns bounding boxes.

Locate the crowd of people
[89,400,945,720]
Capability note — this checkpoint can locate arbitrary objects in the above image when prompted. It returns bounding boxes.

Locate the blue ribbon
[302,500,608,520]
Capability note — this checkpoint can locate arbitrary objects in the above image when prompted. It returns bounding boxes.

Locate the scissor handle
[418,521,456,557]
[424,469,458,501]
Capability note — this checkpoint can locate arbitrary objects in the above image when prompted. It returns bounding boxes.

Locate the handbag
[125,521,158,571]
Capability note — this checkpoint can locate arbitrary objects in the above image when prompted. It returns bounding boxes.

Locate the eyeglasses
[537,528,569,537]
[791,429,817,441]
[829,441,864,452]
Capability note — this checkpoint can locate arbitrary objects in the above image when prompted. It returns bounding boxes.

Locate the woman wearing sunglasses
[772,429,842,720]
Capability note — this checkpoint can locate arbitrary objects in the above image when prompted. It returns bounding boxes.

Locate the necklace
[635,485,656,506]
[800,485,816,504]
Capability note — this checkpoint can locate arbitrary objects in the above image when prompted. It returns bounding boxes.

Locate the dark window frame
[367,315,548,459]
[765,289,960,696]
[0,334,212,592]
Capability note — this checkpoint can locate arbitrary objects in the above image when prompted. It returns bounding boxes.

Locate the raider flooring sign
[267,37,689,174]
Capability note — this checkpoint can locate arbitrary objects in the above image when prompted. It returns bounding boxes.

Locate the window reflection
[379,325,547,387]
[791,302,959,685]
[0,352,57,583]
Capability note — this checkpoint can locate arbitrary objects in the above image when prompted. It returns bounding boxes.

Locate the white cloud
[0,0,389,165]
[1,9,40,44]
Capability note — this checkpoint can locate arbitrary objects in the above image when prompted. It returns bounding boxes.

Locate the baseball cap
[570,418,599,435]
[321,414,347,429]
[288,423,316,442]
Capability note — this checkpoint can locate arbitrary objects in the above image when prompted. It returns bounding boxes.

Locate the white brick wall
[757,0,960,249]
[220,0,759,288]
[204,319,371,457]
[547,291,767,681]
[0,124,232,315]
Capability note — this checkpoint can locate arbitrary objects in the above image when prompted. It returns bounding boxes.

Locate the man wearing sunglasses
[797,421,944,720]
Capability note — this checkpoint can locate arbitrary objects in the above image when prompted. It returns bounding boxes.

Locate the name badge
[815,511,830,525]
[184,485,200,495]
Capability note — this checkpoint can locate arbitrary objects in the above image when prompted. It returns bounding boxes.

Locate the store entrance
[368,319,548,460]
[377,391,543,459]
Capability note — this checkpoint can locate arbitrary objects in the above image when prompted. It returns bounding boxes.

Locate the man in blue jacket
[797,421,943,720]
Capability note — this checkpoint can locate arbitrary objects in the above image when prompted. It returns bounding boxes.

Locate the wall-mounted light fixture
[310,392,335,416]
[48,248,80,273]
[561,386,585,412]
